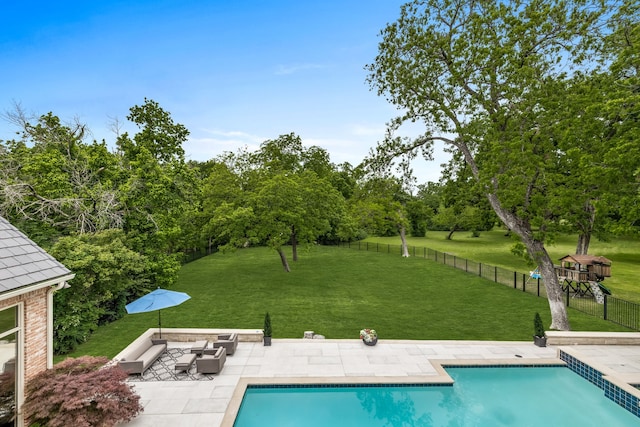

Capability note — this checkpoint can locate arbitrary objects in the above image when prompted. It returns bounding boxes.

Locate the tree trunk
[277,247,291,272]
[291,226,298,262]
[485,194,570,330]
[446,227,456,240]
[575,234,591,256]
[399,225,410,257]
[575,201,596,255]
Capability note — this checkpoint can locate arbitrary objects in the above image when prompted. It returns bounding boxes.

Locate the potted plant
[263,312,272,346]
[533,312,547,347]
[360,328,378,346]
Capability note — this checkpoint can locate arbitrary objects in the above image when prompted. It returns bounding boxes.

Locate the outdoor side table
[175,353,197,372]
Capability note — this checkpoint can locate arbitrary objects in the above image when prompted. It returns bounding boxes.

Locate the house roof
[0,216,72,294]
[559,254,612,265]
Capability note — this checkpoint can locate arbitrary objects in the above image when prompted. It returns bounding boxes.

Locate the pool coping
[220,357,565,427]
[559,346,640,417]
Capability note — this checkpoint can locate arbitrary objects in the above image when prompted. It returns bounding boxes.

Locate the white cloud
[350,123,386,137]
[183,128,267,162]
[200,128,265,144]
[274,63,328,75]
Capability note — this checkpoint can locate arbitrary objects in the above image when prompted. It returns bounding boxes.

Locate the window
[0,306,18,427]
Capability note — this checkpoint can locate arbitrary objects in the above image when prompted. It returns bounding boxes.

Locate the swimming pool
[233,367,639,426]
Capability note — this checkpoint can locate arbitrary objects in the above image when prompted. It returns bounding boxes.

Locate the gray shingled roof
[0,216,72,294]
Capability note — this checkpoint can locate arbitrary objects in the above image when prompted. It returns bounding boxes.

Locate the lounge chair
[190,340,209,356]
[206,332,238,355]
[195,346,226,374]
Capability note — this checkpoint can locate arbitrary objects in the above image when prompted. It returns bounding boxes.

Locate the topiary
[263,312,272,337]
[533,312,546,337]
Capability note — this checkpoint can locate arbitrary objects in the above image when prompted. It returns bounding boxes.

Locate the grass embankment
[365,231,640,303]
[64,244,631,361]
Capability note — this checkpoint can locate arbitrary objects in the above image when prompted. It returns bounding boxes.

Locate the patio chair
[195,346,226,374]
[206,332,238,355]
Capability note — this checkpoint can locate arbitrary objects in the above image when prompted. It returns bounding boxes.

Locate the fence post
[495,266,498,283]
[465,259,468,272]
[603,295,608,320]
[566,285,570,307]
[514,272,517,289]
[479,263,482,277]
[537,278,540,297]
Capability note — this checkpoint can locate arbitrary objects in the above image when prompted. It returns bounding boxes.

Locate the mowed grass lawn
[66,245,631,360]
[366,231,640,303]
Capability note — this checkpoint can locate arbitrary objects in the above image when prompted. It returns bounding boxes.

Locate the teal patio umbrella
[125,288,191,338]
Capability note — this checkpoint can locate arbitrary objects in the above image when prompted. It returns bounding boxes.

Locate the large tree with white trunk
[366,0,625,330]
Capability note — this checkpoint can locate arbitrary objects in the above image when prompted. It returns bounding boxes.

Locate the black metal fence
[340,241,640,331]
[181,248,208,264]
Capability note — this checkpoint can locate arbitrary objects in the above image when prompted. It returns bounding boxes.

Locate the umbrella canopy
[126,288,191,338]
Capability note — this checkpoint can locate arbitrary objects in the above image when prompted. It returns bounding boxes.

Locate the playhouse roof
[559,254,612,265]
[0,216,73,294]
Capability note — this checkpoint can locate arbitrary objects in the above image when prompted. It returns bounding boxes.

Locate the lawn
[64,244,631,360]
[364,231,640,302]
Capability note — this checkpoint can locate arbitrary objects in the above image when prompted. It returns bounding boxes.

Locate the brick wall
[0,286,50,381]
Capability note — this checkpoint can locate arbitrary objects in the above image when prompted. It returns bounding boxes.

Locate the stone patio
[117,335,640,427]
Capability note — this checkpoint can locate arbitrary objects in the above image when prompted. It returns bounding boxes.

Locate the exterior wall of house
[0,286,49,381]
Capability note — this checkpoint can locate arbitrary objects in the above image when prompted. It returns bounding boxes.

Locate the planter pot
[533,335,547,347]
[263,336,272,346]
[363,337,378,346]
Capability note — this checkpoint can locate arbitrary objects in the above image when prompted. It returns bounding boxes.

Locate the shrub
[23,356,142,427]
[263,312,272,337]
[533,312,546,337]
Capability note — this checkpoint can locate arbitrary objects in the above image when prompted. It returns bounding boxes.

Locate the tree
[199,161,253,252]
[0,111,123,240]
[49,230,145,354]
[117,98,187,163]
[405,197,433,237]
[434,157,496,238]
[251,171,345,271]
[367,0,617,330]
[349,176,412,255]
[582,1,640,243]
[115,99,195,286]
[23,356,141,427]
[207,133,353,268]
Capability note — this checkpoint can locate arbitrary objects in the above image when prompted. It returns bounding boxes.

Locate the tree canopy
[367,0,638,329]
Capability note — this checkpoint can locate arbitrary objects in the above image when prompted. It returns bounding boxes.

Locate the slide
[597,282,612,295]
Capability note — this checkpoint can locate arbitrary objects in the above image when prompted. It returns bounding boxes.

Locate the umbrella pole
[158,310,162,339]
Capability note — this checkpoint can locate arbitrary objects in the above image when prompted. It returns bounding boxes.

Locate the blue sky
[0,1,446,183]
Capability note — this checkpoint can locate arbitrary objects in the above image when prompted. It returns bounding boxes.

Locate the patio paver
[119,339,640,426]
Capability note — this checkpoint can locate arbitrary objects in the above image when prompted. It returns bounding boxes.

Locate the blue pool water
[233,367,640,426]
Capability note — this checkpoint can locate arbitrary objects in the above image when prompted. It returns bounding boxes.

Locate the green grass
[63,244,631,361]
[364,231,640,302]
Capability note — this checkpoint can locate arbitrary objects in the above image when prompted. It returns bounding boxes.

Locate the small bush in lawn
[534,312,546,338]
[23,356,142,427]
